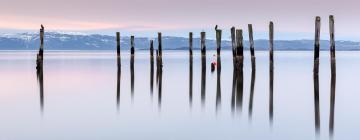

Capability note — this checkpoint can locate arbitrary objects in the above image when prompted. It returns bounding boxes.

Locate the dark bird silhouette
[215,25,218,31]
[41,24,44,29]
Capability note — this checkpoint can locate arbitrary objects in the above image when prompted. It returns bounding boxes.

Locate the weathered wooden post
[36,25,45,70]
[269,21,274,124]
[116,32,121,67]
[248,24,256,69]
[150,40,154,95]
[329,15,335,60]
[189,32,193,107]
[200,32,206,55]
[329,15,336,137]
[39,24,44,57]
[130,36,135,55]
[248,24,256,118]
[269,22,274,65]
[231,27,236,57]
[150,40,154,57]
[189,32,193,56]
[216,29,222,55]
[235,29,244,58]
[314,16,321,73]
[158,32,162,57]
[130,36,135,99]
[36,25,45,113]
[313,16,321,134]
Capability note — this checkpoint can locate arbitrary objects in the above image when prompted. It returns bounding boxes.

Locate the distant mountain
[0,32,359,50]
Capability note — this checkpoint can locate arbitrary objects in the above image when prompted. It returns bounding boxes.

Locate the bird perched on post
[41,24,44,30]
[215,25,218,31]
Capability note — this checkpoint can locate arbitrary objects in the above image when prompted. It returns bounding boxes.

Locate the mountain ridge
[0,32,359,50]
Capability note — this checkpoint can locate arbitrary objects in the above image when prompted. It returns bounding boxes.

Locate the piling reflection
[231,58,237,113]
[36,25,45,113]
[269,60,274,124]
[116,56,121,109]
[329,59,336,137]
[201,55,206,107]
[248,57,256,119]
[36,61,44,112]
[189,55,193,107]
[150,40,154,97]
[216,55,221,112]
[130,55,135,100]
[156,50,163,109]
[236,57,244,113]
[231,57,244,114]
[313,59,320,134]
[150,56,154,96]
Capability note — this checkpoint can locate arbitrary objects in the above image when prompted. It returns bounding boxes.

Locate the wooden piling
[36,25,45,113]
[235,29,244,58]
[329,15,335,60]
[39,25,44,57]
[269,22,274,64]
[314,17,321,73]
[130,36,135,55]
[150,40,154,95]
[231,27,236,57]
[269,21,274,124]
[329,15,336,136]
[116,32,121,67]
[216,30,222,55]
[248,24,255,58]
[158,32,162,57]
[200,32,206,55]
[150,40,154,57]
[189,32,193,56]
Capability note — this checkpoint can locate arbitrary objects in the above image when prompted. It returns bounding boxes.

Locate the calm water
[0,50,359,140]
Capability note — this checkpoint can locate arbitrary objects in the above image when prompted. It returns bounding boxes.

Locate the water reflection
[216,55,221,112]
[150,40,154,97]
[269,60,274,124]
[189,55,193,107]
[36,61,44,112]
[248,57,256,119]
[231,57,244,114]
[313,57,320,134]
[231,58,237,113]
[130,55,135,100]
[329,59,336,137]
[156,50,163,109]
[236,57,244,113]
[116,57,121,109]
[201,55,206,107]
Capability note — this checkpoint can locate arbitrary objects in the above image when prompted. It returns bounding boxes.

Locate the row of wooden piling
[312,15,336,137]
[35,16,336,131]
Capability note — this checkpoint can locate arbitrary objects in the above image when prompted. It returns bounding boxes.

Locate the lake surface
[0,50,359,140]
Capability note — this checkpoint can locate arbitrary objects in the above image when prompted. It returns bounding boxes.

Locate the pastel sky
[0,0,359,40]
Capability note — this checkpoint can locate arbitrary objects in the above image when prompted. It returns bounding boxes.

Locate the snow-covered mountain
[0,32,359,50]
